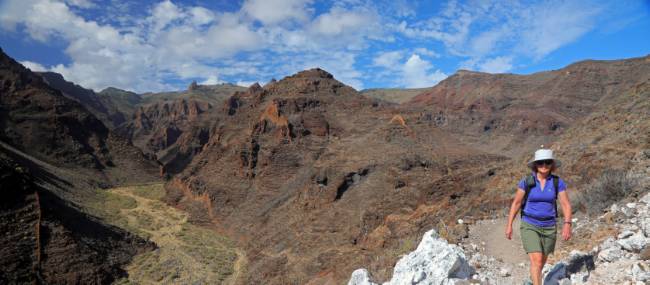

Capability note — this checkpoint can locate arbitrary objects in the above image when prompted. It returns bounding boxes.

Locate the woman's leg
[528,252,544,285]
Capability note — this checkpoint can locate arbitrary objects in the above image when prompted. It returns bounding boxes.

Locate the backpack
[521,174,560,219]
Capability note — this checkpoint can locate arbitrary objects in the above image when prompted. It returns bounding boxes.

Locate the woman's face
[535,159,553,175]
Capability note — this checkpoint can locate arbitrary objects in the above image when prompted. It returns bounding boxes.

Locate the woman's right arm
[505,188,525,240]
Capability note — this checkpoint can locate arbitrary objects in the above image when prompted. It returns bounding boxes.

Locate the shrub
[577,169,637,215]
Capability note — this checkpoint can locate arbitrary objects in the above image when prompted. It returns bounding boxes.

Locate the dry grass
[83,183,240,284]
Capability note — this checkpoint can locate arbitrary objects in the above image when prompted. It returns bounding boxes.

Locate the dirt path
[466,218,530,281]
[94,184,243,285]
[465,217,575,283]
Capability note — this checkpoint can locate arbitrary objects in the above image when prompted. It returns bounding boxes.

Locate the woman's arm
[558,191,572,240]
[505,188,525,240]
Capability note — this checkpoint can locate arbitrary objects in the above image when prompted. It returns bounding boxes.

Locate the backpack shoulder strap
[551,174,560,217]
[521,175,536,217]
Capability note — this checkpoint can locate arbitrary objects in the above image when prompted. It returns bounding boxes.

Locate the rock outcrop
[349,229,473,285]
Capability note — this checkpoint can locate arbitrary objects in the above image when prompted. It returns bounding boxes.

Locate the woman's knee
[529,253,544,267]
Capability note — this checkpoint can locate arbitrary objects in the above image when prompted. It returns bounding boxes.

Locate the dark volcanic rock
[0,151,154,284]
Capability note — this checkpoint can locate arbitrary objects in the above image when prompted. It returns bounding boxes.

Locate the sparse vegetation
[83,184,240,284]
[573,169,638,215]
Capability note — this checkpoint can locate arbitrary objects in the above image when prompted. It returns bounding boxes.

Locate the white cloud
[200,75,222,85]
[396,0,603,68]
[517,1,601,59]
[478,56,513,73]
[402,54,447,88]
[414,47,439,58]
[373,51,403,69]
[64,0,94,8]
[20,60,47,71]
[242,0,312,25]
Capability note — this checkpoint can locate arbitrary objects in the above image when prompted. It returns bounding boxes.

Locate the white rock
[628,203,638,209]
[640,217,650,237]
[641,193,650,205]
[621,206,636,217]
[572,218,578,223]
[349,229,473,285]
[619,230,635,239]
[611,204,620,213]
[631,262,650,282]
[600,237,619,250]
[499,268,510,277]
[617,232,649,252]
[348,269,378,285]
[598,247,625,262]
[457,219,464,224]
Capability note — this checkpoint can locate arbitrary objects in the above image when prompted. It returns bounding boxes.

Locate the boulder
[617,232,649,252]
[348,229,473,285]
[598,247,624,262]
[631,262,650,282]
[348,269,378,285]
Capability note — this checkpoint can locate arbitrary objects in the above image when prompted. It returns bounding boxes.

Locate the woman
[505,148,572,285]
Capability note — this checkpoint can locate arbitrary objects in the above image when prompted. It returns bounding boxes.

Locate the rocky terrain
[161,55,649,284]
[1,44,649,284]
[361,88,430,104]
[348,190,650,285]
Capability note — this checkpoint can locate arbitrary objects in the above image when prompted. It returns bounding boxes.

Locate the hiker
[505,148,572,285]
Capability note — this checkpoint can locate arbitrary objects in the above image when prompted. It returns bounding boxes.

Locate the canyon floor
[83,184,243,285]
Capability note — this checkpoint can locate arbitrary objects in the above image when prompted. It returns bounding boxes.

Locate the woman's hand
[562,223,571,241]
[505,224,513,240]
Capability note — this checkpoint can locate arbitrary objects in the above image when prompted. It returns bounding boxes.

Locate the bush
[577,169,637,215]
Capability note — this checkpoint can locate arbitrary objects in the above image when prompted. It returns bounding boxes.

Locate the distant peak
[292,68,334,79]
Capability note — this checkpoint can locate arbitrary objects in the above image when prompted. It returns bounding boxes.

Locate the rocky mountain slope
[161,55,649,284]
[404,57,650,157]
[0,146,155,284]
[361,88,430,104]
[3,45,648,284]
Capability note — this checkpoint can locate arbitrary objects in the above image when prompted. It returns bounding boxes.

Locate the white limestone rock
[348,269,378,285]
[386,230,473,285]
[347,229,473,285]
[640,217,650,237]
[631,262,650,282]
[617,232,649,252]
[640,192,650,205]
[598,247,625,262]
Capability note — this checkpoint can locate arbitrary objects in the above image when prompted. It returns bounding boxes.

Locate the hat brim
[527,159,561,169]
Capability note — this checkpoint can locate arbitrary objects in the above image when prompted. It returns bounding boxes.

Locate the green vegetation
[85,183,240,284]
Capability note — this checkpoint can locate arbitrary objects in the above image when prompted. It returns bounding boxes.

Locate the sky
[0,0,649,93]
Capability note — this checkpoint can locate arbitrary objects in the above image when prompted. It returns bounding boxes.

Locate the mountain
[404,57,650,157]
[116,98,215,174]
[0,147,154,284]
[163,68,502,283]
[159,56,649,284]
[140,82,246,105]
[361,87,430,104]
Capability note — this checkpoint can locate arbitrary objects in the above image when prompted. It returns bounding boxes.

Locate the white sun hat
[527,148,561,168]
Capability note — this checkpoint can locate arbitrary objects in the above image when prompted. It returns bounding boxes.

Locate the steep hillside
[0,147,155,284]
[140,82,246,105]
[404,56,650,157]
[0,48,158,185]
[361,87,429,104]
[165,68,504,283]
[116,98,215,174]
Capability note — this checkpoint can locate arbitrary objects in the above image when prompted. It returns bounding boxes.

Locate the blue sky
[1,0,649,92]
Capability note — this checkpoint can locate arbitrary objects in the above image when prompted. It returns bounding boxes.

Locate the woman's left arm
[558,191,572,240]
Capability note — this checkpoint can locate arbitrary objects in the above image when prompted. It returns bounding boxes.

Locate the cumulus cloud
[242,0,312,25]
[397,0,603,69]
[402,54,447,88]
[0,0,612,92]
[20,60,47,72]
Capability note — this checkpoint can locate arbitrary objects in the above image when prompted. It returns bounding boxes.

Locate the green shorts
[520,220,557,255]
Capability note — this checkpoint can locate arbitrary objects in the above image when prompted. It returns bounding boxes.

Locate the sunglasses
[535,159,554,166]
